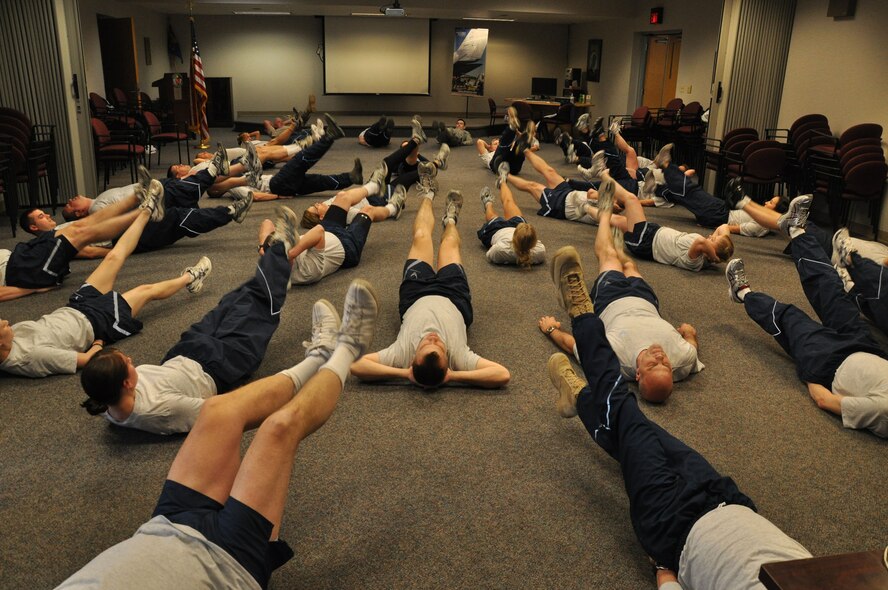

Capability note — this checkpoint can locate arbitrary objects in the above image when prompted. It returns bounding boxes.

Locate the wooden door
[642,34,682,109]
[97,16,139,103]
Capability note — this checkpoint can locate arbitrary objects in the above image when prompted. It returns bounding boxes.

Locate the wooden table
[759,549,888,590]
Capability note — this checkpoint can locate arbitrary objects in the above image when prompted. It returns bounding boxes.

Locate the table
[505,99,595,140]
[759,549,888,590]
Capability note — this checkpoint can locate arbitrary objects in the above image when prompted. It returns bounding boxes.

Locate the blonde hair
[511,222,538,268]
[301,207,321,229]
[714,235,734,262]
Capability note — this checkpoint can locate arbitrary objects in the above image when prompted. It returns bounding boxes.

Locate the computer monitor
[531,77,558,99]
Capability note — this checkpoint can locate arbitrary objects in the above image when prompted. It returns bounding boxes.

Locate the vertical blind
[0,0,75,206]
[724,0,797,135]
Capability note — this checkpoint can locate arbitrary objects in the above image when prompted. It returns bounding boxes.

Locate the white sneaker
[337,279,379,357]
[185,256,213,294]
[303,299,341,359]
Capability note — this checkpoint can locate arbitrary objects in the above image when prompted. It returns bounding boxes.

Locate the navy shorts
[6,232,77,288]
[477,216,525,249]
[154,480,294,589]
[592,270,660,315]
[536,181,572,219]
[320,204,371,268]
[66,284,143,344]
[399,260,473,326]
[623,221,660,261]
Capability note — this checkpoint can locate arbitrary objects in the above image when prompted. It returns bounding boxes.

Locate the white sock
[385,203,398,216]
[789,226,806,239]
[443,217,456,226]
[278,355,325,391]
[321,345,359,386]
[363,181,380,196]
[735,196,751,209]
[284,144,301,157]
[737,287,751,301]
[420,191,435,200]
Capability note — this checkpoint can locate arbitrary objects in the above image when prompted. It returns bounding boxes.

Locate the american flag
[190,17,210,146]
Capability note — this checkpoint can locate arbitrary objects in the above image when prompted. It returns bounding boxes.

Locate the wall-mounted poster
[452,28,488,96]
[587,39,602,83]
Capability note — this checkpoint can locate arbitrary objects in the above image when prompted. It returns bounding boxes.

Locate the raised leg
[523,149,566,188]
[407,197,436,266]
[82,209,151,293]
[498,182,523,219]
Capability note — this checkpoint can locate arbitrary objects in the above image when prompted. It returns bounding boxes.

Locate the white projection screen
[324,17,431,95]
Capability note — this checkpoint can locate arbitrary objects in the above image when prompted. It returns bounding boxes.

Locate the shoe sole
[340,279,380,352]
[547,353,580,418]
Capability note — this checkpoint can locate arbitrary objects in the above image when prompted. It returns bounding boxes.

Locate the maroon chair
[674,101,706,172]
[738,140,787,201]
[541,103,574,143]
[0,141,20,235]
[652,98,684,150]
[142,111,190,167]
[615,106,653,157]
[89,91,142,132]
[808,123,883,159]
[0,108,58,209]
[815,158,887,238]
[91,117,145,189]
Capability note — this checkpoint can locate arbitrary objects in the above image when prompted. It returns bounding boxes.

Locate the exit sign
[650,7,664,24]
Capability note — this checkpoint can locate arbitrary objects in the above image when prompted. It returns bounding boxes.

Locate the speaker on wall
[827,0,856,17]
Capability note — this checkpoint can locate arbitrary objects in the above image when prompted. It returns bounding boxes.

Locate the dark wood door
[97,16,138,103]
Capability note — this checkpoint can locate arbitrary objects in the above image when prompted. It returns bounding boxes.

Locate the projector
[384,7,406,16]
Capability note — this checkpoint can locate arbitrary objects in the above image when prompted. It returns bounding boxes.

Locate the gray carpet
[1,125,885,589]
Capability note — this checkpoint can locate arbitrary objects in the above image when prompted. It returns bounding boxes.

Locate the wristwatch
[545,325,557,335]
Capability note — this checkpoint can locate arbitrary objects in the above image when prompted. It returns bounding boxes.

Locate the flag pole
[188,0,211,149]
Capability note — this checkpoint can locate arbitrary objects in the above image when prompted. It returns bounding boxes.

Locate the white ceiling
[111,0,639,23]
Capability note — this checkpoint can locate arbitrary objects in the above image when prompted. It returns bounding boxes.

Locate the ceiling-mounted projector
[382,2,406,16]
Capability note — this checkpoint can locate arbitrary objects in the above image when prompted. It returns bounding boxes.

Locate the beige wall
[567,0,723,120]
[163,15,568,117]
[779,0,888,235]
[79,0,170,101]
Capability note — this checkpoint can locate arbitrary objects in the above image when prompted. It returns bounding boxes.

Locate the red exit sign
[650,7,664,24]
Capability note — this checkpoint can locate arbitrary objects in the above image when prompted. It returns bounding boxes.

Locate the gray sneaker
[185,256,213,294]
[368,161,388,192]
[582,150,607,180]
[442,190,463,227]
[776,195,812,236]
[832,227,855,268]
[229,190,254,224]
[271,205,300,252]
[548,353,585,418]
[609,119,622,138]
[480,186,495,209]
[595,179,616,219]
[725,258,750,303]
[211,142,230,176]
[575,113,590,134]
[434,143,451,170]
[303,299,341,359]
[566,142,577,163]
[323,112,345,140]
[349,158,363,185]
[139,179,166,222]
[411,115,427,144]
[417,161,438,196]
[137,164,152,190]
[641,168,665,200]
[591,116,605,138]
[337,279,379,357]
[496,161,509,188]
[653,143,673,169]
[388,184,407,220]
[550,246,594,318]
[244,141,262,185]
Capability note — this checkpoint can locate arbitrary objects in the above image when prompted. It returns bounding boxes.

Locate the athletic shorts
[6,232,77,288]
[320,204,370,268]
[537,181,572,219]
[399,260,473,326]
[623,220,661,261]
[591,270,660,315]
[66,284,143,344]
[154,480,294,589]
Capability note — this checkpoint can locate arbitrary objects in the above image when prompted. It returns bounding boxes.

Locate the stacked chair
[703,127,758,195]
[611,106,653,157]
[673,101,706,172]
[651,97,684,152]
[0,106,59,228]
[724,139,787,202]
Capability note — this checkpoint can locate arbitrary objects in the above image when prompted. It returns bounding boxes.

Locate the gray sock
[735,196,751,209]
[321,345,359,386]
[278,355,325,391]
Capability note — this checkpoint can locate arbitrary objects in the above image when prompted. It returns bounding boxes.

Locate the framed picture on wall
[587,39,602,83]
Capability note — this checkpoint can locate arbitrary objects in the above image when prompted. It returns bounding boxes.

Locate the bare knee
[413,225,432,243]
[261,405,309,442]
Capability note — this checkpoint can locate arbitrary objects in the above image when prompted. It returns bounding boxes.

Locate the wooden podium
[152,73,192,127]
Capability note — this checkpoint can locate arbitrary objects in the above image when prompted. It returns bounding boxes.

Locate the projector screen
[323,17,431,95]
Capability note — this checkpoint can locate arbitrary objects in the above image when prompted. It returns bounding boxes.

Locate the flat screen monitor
[531,77,557,98]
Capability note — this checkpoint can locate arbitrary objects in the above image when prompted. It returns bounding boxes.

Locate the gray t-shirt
[0,307,93,377]
[597,296,703,381]
[92,183,139,213]
[728,210,769,237]
[564,190,597,225]
[378,295,481,371]
[652,226,706,271]
[832,352,888,438]
[56,515,260,589]
[486,227,546,265]
[322,195,371,224]
[103,356,217,435]
[290,232,345,285]
[0,248,9,286]
[678,504,811,590]
[448,127,474,145]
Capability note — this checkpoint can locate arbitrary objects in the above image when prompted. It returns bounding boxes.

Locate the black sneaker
[723,177,746,209]
[349,158,363,185]
[323,113,345,140]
